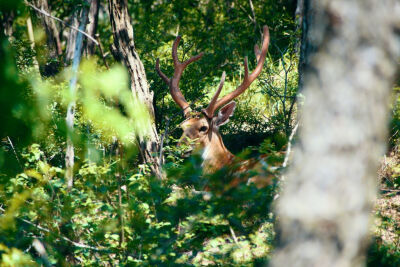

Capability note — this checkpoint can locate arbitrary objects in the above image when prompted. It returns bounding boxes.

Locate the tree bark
[84,0,100,56]
[33,0,62,57]
[271,0,400,266]
[108,0,162,178]
[65,5,89,188]
[64,11,80,64]
[26,16,40,72]
[297,0,316,90]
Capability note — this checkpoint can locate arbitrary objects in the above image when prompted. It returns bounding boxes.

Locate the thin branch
[95,33,109,69]
[282,122,299,168]
[113,138,125,248]
[273,43,289,110]
[380,188,400,192]
[229,226,240,246]
[32,239,51,267]
[25,1,99,46]
[248,0,258,34]
[159,116,171,167]
[6,136,23,170]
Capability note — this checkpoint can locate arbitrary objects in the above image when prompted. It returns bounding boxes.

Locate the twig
[6,136,23,170]
[248,0,258,34]
[32,239,51,267]
[380,188,400,192]
[24,1,99,46]
[113,138,125,248]
[282,122,299,168]
[159,116,171,166]
[229,226,240,246]
[0,206,108,252]
[95,33,109,69]
[273,43,289,123]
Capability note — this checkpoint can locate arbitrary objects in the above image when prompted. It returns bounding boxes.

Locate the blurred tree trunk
[33,0,62,57]
[84,0,99,56]
[108,0,162,178]
[26,17,40,71]
[271,0,400,266]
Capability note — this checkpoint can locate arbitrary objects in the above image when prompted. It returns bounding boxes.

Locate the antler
[156,36,204,117]
[202,25,270,118]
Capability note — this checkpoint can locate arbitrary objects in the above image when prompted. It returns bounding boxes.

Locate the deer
[155,26,270,186]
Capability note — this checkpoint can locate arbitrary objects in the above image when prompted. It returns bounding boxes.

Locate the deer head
[156,26,270,173]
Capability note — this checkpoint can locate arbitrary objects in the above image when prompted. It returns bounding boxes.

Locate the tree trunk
[84,0,100,56]
[65,6,89,188]
[64,12,79,64]
[26,16,40,72]
[33,0,62,57]
[108,0,162,178]
[297,0,316,90]
[271,0,400,266]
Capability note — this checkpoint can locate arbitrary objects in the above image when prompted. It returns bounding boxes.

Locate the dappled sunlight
[1,0,399,266]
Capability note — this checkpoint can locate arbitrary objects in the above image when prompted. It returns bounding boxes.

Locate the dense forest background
[0,0,399,266]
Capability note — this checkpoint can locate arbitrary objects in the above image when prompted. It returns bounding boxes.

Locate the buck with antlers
[156,26,270,176]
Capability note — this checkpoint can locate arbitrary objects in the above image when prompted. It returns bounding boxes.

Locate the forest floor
[371,151,400,265]
[374,193,399,246]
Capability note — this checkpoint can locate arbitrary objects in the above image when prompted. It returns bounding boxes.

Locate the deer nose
[177,135,190,147]
[182,149,193,158]
[178,136,195,157]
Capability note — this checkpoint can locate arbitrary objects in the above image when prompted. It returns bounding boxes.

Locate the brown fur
[179,115,274,189]
[179,116,234,173]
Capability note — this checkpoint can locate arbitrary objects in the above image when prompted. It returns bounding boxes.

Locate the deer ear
[215,101,236,127]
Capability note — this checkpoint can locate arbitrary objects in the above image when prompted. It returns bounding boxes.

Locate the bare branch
[24,1,99,46]
[282,122,299,168]
[6,136,22,170]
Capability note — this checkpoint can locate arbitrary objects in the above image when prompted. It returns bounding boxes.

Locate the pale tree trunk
[33,0,62,57]
[271,0,400,266]
[84,0,100,56]
[65,6,89,188]
[26,17,40,72]
[108,0,162,178]
[65,12,79,64]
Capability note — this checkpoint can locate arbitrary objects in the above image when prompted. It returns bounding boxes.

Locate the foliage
[2,0,399,265]
[0,27,287,264]
[133,0,299,141]
[1,136,284,265]
[368,139,400,266]
[368,190,400,267]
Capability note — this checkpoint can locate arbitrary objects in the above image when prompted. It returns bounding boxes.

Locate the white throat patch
[202,145,211,162]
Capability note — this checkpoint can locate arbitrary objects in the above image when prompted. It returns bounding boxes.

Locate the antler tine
[155,36,204,117]
[211,25,270,114]
[254,44,261,62]
[171,36,182,67]
[202,71,226,118]
[155,58,170,84]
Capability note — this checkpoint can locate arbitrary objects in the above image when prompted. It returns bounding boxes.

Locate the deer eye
[199,126,208,132]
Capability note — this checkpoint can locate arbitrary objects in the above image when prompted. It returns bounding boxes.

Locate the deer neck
[201,131,234,173]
